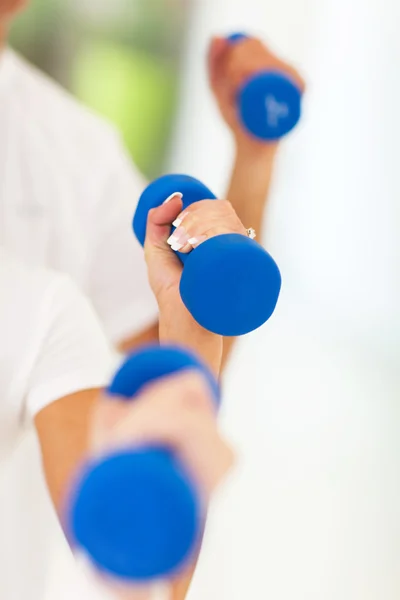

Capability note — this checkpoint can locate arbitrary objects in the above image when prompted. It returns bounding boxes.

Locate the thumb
[144,193,184,292]
[208,36,228,65]
[208,36,230,88]
[145,193,183,250]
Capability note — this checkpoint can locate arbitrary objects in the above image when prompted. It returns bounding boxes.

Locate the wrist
[234,137,279,165]
[158,297,223,377]
[228,142,278,216]
[225,139,279,239]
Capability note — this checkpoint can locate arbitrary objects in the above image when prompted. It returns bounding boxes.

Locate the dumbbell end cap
[180,234,281,336]
[69,450,200,581]
[133,174,217,248]
[239,71,302,141]
[108,344,220,407]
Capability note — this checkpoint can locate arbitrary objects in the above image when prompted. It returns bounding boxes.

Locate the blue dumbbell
[133,174,281,337]
[227,33,302,141]
[68,345,220,582]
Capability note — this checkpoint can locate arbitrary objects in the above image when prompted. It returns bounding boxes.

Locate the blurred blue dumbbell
[133,174,281,337]
[227,33,302,141]
[68,344,220,582]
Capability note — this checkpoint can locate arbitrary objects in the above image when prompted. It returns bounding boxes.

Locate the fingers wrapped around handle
[167,199,248,254]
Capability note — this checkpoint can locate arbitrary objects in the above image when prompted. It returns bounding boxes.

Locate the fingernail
[188,235,207,246]
[167,235,186,251]
[173,226,190,246]
[172,212,187,228]
[167,233,179,246]
[163,192,183,204]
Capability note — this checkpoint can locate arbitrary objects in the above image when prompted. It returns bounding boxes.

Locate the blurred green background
[10,0,189,178]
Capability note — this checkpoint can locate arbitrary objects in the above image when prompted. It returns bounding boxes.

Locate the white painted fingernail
[172,212,187,228]
[163,192,183,204]
[188,235,207,246]
[171,242,184,251]
[167,234,178,246]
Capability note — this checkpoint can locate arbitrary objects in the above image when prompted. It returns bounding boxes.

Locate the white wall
[170,0,400,343]
[169,0,400,599]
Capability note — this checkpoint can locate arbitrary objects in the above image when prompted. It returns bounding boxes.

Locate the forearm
[157,302,222,599]
[223,144,278,364]
[159,301,223,378]
[35,389,100,513]
[227,143,278,234]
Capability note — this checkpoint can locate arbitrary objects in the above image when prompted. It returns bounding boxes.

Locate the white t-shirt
[0,47,158,345]
[0,251,116,599]
[0,49,161,600]
[0,47,159,600]
[0,251,113,465]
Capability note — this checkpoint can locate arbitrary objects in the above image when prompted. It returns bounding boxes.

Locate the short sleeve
[25,275,116,418]
[87,138,159,345]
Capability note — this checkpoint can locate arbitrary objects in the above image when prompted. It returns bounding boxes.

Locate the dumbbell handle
[69,345,220,581]
[133,174,282,336]
[227,32,302,141]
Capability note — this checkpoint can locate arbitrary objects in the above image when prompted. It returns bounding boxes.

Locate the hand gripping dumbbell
[68,345,220,581]
[133,174,282,337]
[227,33,303,141]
